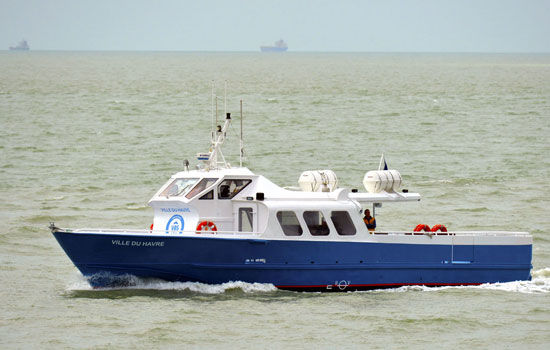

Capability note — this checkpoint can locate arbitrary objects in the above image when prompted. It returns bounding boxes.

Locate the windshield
[218,179,252,199]
[160,178,199,197]
[186,178,218,199]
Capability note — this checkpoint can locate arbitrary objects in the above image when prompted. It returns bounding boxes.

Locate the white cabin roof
[348,192,421,203]
[151,165,420,204]
[171,167,255,179]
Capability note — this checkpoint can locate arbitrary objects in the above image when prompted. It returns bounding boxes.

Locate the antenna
[240,99,243,167]
[224,80,227,119]
[211,80,214,143]
[197,82,233,171]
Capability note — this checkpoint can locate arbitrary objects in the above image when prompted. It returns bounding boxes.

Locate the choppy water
[1,52,549,349]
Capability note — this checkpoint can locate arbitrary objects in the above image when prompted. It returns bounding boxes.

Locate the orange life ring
[431,224,448,233]
[413,224,431,233]
[196,221,217,234]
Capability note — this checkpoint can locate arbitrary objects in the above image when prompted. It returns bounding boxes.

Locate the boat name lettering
[161,208,191,213]
[245,258,266,264]
[111,239,164,247]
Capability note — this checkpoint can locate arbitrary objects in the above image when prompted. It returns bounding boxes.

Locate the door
[452,235,475,263]
[236,205,257,233]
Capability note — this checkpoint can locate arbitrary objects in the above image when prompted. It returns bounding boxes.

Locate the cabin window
[239,207,254,232]
[186,178,218,199]
[218,179,251,199]
[160,178,199,197]
[303,211,330,236]
[277,211,303,236]
[199,190,214,200]
[331,211,356,236]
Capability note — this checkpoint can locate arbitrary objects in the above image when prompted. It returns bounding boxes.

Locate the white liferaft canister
[363,170,402,193]
[298,170,338,192]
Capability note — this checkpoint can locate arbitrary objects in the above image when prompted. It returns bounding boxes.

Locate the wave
[377,268,550,294]
[66,268,550,296]
[125,204,149,211]
[66,274,277,295]
[454,207,489,213]
[381,112,400,117]
[419,177,504,186]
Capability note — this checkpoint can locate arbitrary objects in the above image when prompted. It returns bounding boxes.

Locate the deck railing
[375,231,530,237]
[68,228,530,237]
[71,228,259,236]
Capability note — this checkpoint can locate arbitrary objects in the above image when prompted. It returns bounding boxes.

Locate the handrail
[70,228,260,236]
[376,231,530,237]
[65,228,530,238]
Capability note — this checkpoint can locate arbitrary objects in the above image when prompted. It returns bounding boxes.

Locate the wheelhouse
[148,166,381,239]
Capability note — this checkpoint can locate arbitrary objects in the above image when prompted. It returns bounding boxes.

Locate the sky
[1,0,549,52]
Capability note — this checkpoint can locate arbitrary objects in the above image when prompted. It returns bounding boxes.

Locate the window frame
[276,211,303,236]
[238,207,254,232]
[330,211,357,236]
[303,211,330,236]
[160,178,199,198]
[199,189,214,200]
[185,178,218,199]
[217,179,252,200]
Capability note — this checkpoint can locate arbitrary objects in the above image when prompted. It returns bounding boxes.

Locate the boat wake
[66,268,549,295]
[66,274,277,294]
[382,268,550,294]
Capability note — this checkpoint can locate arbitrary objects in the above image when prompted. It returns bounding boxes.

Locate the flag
[378,154,389,171]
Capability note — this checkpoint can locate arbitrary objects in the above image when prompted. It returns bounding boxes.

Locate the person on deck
[363,209,376,232]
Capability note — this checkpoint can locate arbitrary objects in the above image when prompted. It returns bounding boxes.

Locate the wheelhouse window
[186,178,218,199]
[160,178,199,197]
[277,211,303,236]
[303,211,329,236]
[199,190,214,200]
[218,179,251,199]
[239,207,254,232]
[331,211,356,236]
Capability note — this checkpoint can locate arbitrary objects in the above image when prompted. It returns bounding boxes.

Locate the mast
[197,82,232,170]
[207,112,232,170]
[195,82,238,171]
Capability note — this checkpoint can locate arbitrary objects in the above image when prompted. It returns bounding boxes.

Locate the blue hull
[53,231,532,291]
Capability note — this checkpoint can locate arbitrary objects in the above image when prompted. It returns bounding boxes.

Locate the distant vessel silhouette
[9,39,29,51]
[260,39,287,52]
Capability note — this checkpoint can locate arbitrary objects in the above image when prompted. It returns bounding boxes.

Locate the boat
[51,96,532,291]
[9,39,29,51]
[260,39,287,52]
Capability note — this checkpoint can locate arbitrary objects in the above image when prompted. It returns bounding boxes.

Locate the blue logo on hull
[166,215,184,234]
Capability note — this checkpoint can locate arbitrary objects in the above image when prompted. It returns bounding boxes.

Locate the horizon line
[3,49,550,54]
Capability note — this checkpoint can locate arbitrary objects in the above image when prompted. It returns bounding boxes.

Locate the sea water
[0,52,549,349]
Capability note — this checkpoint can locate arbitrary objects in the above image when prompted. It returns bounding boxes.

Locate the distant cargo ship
[260,39,287,52]
[9,39,30,51]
